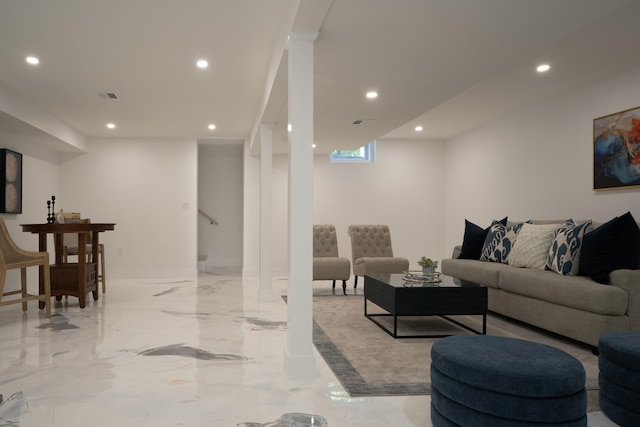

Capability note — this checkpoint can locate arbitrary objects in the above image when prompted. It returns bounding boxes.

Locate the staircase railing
[198,209,219,225]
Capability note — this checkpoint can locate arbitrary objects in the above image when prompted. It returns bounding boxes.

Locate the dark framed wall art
[0,149,22,214]
[593,106,640,190]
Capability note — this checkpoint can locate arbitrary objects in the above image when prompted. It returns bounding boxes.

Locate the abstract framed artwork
[593,106,640,190]
[0,149,22,214]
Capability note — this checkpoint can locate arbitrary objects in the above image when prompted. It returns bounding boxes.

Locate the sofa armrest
[610,269,640,330]
[452,245,462,259]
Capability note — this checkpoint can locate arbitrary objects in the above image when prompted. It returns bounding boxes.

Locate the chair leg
[332,280,336,289]
[354,275,358,288]
[100,244,106,293]
[342,280,347,295]
[42,262,51,319]
[21,268,28,312]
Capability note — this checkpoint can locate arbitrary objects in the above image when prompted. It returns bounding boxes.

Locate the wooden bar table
[21,223,115,308]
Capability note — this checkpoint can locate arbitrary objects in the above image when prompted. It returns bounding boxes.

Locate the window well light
[196,59,209,69]
[208,124,216,130]
[106,123,116,129]
[537,64,550,73]
[26,56,39,65]
[366,91,378,99]
[415,126,423,132]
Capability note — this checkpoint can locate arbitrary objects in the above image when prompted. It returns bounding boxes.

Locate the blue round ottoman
[599,331,640,427]
[431,335,587,427]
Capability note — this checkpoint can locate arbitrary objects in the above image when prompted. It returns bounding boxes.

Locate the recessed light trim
[196,59,209,69]
[537,64,550,73]
[366,91,378,99]
[26,56,39,65]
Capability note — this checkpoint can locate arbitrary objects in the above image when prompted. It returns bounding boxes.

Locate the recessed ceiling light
[26,56,39,65]
[537,64,550,73]
[196,59,209,69]
[415,126,423,132]
[208,124,216,130]
[366,91,378,99]
[106,123,116,129]
[312,144,316,148]
[287,124,292,132]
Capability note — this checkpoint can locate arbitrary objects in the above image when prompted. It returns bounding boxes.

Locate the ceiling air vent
[352,119,375,125]
[98,92,118,99]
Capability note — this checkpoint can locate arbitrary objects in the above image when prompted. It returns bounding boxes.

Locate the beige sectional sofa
[441,216,640,348]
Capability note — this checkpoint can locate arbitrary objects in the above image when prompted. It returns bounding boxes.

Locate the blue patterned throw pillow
[481,221,527,263]
[546,220,592,275]
[480,221,506,262]
[459,217,508,260]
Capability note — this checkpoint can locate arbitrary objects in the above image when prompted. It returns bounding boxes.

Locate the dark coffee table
[364,273,487,338]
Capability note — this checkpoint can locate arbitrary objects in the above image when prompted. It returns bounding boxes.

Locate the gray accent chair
[348,224,409,288]
[313,224,351,295]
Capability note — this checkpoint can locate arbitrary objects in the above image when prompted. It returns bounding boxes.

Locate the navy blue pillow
[459,217,508,260]
[580,212,640,284]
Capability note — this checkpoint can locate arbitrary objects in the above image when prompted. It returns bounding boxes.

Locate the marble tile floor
[0,273,619,426]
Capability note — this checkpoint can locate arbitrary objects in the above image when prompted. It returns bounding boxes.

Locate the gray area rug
[310,292,600,402]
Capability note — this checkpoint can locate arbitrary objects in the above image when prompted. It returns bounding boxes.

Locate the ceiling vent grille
[98,92,118,99]
[352,119,375,125]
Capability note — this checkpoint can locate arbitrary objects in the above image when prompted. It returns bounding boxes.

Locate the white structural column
[285,31,318,379]
[259,124,274,302]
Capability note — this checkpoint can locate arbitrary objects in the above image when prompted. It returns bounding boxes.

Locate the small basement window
[330,141,376,163]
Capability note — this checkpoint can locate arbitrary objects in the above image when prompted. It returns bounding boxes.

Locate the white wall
[198,143,243,269]
[444,64,640,252]
[243,139,448,276]
[58,137,198,278]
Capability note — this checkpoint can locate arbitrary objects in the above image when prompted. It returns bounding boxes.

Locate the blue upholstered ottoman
[431,335,587,427]
[599,331,640,427]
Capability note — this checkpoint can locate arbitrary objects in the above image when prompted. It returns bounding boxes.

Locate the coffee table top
[365,273,483,289]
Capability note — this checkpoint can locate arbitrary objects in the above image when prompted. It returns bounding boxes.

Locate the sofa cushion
[499,268,628,316]
[546,220,592,276]
[459,217,507,260]
[441,258,509,289]
[508,223,562,269]
[580,212,640,284]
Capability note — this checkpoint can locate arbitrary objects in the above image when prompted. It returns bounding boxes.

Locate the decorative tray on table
[402,270,442,286]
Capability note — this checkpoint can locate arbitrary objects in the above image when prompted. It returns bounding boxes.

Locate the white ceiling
[1,0,640,155]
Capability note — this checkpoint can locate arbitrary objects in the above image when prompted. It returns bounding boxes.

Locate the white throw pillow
[508,223,562,269]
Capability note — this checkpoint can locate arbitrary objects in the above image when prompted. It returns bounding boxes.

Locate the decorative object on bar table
[56,209,65,224]
[0,149,22,214]
[417,256,438,276]
[46,196,56,223]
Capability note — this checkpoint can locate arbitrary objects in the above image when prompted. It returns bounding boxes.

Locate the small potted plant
[418,256,438,275]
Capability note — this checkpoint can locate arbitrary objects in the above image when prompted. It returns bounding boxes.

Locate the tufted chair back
[313,224,340,258]
[348,224,394,262]
[347,224,409,288]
